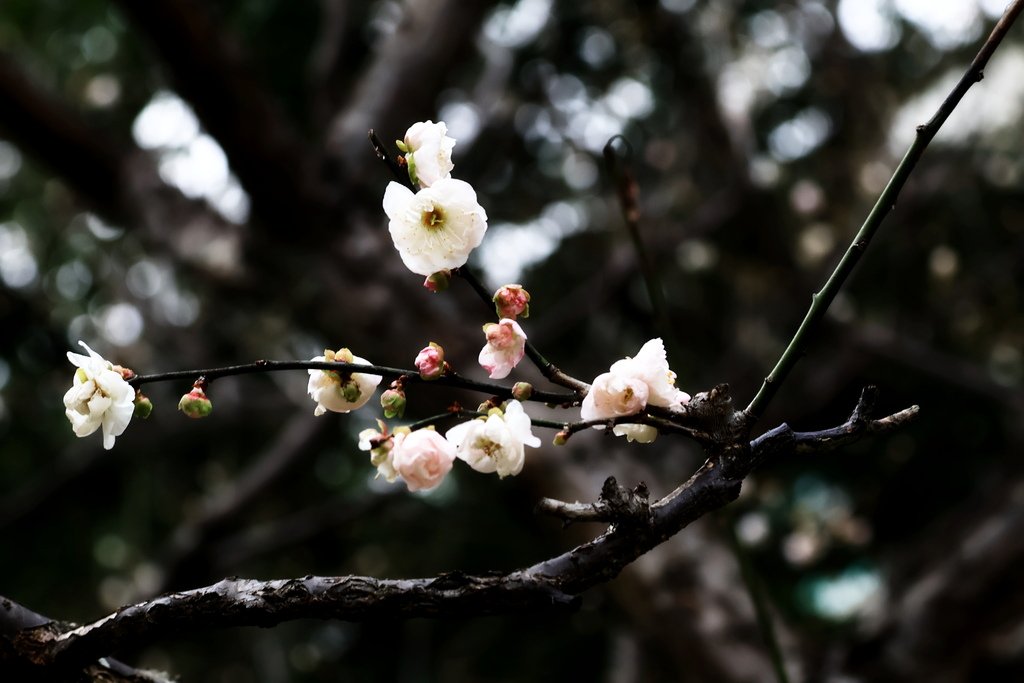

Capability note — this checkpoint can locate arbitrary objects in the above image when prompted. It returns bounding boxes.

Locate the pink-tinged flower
[478,318,527,379]
[446,400,540,478]
[392,428,456,492]
[401,120,456,187]
[580,372,649,421]
[63,341,136,450]
[581,338,689,443]
[307,348,383,416]
[415,342,445,380]
[609,338,690,408]
[493,284,530,320]
[383,179,488,276]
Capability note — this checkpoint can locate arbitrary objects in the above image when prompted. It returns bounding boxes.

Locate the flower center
[421,205,446,230]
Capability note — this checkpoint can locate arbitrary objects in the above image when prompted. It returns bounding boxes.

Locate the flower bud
[178,386,213,419]
[380,387,407,419]
[133,392,153,419]
[415,342,446,380]
[493,284,530,320]
[553,430,570,446]
[511,381,533,401]
[423,270,451,292]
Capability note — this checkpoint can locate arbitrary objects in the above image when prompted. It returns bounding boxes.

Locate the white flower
[579,372,649,421]
[446,400,540,478]
[392,428,456,492]
[307,348,383,416]
[402,120,455,187]
[580,338,689,443]
[63,341,135,450]
[478,318,527,380]
[609,338,690,407]
[358,420,398,482]
[383,178,488,276]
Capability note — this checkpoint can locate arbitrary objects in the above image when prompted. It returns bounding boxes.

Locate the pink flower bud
[178,386,213,419]
[415,342,446,380]
[553,430,570,446]
[392,429,456,492]
[423,269,451,292]
[493,284,530,320]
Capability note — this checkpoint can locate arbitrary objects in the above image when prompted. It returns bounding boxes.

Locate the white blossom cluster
[61,120,690,495]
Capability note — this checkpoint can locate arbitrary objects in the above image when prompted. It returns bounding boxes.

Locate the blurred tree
[1,0,1023,681]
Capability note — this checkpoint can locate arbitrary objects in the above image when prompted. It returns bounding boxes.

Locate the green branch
[746,0,1024,421]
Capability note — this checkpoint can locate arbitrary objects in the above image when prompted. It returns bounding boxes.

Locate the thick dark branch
[536,477,652,526]
[112,0,325,228]
[3,390,915,673]
[39,575,576,671]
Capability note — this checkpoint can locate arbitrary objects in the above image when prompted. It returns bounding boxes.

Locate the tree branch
[745,0,1024,421]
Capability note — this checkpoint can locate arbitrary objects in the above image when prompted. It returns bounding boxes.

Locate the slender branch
[602,136,679,360]
[366,133,591,396]
[745,0,1024,420]
[455,265,591,393]
[128,359,576,405]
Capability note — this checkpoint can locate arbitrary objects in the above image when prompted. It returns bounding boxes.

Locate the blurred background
[1,0,1023,680]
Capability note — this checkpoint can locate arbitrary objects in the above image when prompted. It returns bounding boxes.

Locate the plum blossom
[415,342,445,379]
[391,428,456,492]
[478,318,527,379]
[307,348,383,416]
[383,178,488,276]
[493,284,530,320]
[63,341,136,450]
[359,420,399,482]
[446,400,540,478]
[400,120,456,187]
[580,338,689,443]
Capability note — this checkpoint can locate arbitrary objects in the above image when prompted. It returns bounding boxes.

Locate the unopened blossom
[446,400,540,478]
[493,284,530,320]
[359,420,399,482]
[391,428,456,492]
[580,338,689,443]
[178,385,213,418]
[478,318,527,380]
[400,120,455,187]
[415,342,445,380]
[307,348,383,416]
[63,341,136,450]
[383,179,488,276]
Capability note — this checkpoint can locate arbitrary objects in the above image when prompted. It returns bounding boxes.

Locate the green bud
[178,388,213,419]
[380,388,406,419]
[133,393,154,419]
[553,430,570,446]
[512,382,533,401]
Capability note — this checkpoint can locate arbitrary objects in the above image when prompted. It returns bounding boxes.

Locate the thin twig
[745,0,1024,421]
[603,135,679,361]
[129,359,576,405]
